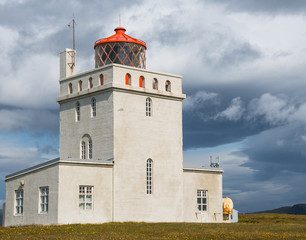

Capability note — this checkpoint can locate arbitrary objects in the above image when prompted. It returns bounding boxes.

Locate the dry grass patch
[0,214,306,239]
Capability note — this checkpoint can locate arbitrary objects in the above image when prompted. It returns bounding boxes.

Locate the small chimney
[60,48,76,79]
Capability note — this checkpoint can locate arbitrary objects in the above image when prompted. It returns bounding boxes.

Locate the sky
[0,0,306,213]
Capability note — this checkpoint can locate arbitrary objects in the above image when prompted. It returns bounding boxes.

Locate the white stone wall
[59,91,114,161]
[4,165,59,227]
[183,169,223,223]
[57,162,113,224]
[112,88,184,222]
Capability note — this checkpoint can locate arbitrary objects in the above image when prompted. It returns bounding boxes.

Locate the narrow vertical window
[165,80,171,92]
[81,134,92,159]
[40,187,49,213]
[139,76,145,88]
[69,83,73,94]
[89,140,92,159]
[15,189,23,215]
[99,74,104,85]
[146,97,152,117]
[78,80,83,91]
[125,73,131,85]
[79,186,93,210]
[89,77,93,88]
[76,102,80,121]
[146,159,153,194]
[197,190,207,211]
[152,78,158,90]
[91,98,96,117]
[81,141,86,159]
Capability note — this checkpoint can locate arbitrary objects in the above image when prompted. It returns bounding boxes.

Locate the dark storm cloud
[206,0,306,14]
[0,107,59,136]
[242,124,306,179]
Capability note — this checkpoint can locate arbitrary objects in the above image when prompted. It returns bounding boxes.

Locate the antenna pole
[72,17,75,50]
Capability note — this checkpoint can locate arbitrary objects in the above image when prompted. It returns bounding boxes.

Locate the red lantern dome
[94,27,147,69]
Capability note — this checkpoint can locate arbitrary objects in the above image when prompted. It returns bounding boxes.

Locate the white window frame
[197,190,208,211]
[89,140,93,159]
[81,141,86,159]
[15,189,23,215]
[146,98,152,117]
[146,159,153,194]
[39,186,49,213]
[79,186,93,210]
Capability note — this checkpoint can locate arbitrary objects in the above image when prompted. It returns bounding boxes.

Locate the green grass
[1,214,306,239]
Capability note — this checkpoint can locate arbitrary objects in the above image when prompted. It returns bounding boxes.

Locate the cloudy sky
[1,0,306,213]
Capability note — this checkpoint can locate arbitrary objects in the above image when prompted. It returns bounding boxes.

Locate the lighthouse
[4,26,224,226]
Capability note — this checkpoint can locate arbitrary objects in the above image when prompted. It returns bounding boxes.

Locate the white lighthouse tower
[4,26,223,226]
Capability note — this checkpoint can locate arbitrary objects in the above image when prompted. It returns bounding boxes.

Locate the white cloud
[216,97,244,121]
[183,90,219,111]
[0,53,58,109]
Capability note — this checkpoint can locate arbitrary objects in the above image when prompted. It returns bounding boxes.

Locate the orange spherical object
[94,27,147,69]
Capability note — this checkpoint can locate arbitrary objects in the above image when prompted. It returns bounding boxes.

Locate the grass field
[1,214,306,239]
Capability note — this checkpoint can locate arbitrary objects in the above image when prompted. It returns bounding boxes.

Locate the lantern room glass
[95,42,146,69]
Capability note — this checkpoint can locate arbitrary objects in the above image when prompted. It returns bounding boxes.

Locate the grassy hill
[255,203,306,215]
[0,214,306,239]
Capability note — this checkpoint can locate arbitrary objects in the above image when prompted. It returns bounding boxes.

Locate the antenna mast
[72,18,75,50]
[68,15,76,50]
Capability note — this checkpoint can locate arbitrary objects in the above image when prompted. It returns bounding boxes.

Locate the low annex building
[3,26,224,226]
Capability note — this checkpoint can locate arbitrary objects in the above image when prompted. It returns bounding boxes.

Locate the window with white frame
[146,98,152,117]
[40,187,49,213]
[197,190,207,211]
[91,98,96,117]
[146,159,153,194]
[76,102,80,121]
[81,141,86,159]
[15,189,23,215]
[89,140,92,159]
[80,134,92,159]
[79,186,93,210]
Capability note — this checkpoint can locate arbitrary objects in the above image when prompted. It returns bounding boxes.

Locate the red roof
[94,27,147,49]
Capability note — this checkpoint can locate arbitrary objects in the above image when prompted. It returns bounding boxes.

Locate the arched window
[89,77,93,88]
[69,83,73,94]
[152,78,158,90]
[91,98,96,117]
[81,141,86,159]
[78,80,83,91]
[80,134,92,159]
[89,139,92,159]
[76,102,80,121]
[165,80,171,92]
[139,76,145,88]
[99,74,104,85]
[146,159,153,194]
[125,73,131,85]
[146,98,152,117]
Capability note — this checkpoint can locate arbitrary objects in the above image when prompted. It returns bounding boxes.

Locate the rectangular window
[79,186,93,210]
[15,189,23,215]
[197,190,207,211]
[40,187,49,213]
[146,159,153,194]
